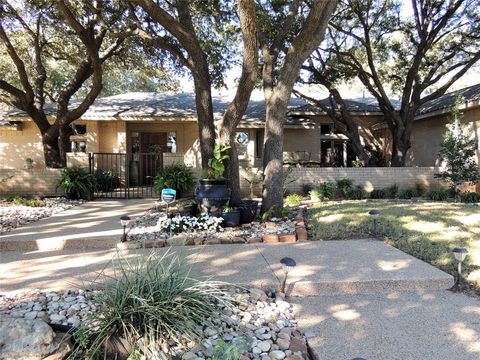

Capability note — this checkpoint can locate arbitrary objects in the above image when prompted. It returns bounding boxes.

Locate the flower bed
[122,205,309,249]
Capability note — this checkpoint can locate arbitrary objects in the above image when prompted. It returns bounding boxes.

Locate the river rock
[0,318,59,360]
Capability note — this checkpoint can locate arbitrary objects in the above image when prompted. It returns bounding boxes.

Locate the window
[167,132,177,153]
[320,124,332,135]
[235,132,249,145]
[72,124,87,135]
[71,140,87,153]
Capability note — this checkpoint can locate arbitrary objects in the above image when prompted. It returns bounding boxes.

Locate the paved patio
[0,199,153,251]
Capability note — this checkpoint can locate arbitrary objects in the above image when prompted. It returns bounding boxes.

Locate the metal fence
[89,152,163,198]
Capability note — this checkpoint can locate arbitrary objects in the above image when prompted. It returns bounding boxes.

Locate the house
[0,85,478,196]
[0,91,385,170]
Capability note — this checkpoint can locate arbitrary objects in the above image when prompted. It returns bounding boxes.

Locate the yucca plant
[71,250,232,360]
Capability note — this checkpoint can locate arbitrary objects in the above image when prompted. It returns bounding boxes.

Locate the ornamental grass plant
[71,250,232,359]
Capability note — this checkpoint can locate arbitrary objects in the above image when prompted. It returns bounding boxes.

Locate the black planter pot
[222,210,241,227]
[195,179,230,215]
[238,200,258,224]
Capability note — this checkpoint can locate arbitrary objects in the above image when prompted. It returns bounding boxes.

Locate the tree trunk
[193,75,215,170]
[261,92,287,216]
[58,122,74,167]
[42,128,63,168]
[225,141,241,205]
[390,132,409,166]
[217,0,259,206]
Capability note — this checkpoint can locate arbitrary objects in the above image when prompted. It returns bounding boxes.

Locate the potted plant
[25,158,34,169]
[238,199,258,224]
[195,144,231,214]
[221,205,240,227]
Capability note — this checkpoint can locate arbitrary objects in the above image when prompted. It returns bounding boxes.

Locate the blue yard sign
[161,188,176,204]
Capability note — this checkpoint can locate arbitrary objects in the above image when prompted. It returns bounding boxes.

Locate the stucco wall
[407,107,480,166]
[0,121,45,169]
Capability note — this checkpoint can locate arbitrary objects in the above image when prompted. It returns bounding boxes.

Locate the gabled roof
[416,83,480,115]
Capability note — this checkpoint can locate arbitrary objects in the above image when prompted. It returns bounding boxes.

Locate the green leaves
[435,97,480,194]
[206,144,231,179]
[153,163,195,194]
[72,249,232,359]
[56,166,97,200]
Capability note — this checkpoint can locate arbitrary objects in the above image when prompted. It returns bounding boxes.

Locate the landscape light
[120,215,131,242]
[452,247,468,287]
[280,257,297,294]
[368,209,380,234]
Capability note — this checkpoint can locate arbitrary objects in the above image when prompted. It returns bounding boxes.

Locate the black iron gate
[89,152,163,198]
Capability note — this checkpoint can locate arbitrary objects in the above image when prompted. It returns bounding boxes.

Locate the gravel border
[0,197,83,234]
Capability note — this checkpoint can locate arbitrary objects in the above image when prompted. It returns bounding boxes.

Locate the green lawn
[307,200,480,288]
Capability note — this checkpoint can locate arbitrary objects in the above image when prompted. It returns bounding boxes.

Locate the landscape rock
[0,318,59,360]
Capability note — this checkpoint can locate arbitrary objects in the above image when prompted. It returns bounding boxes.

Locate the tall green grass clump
[72,250,231,359]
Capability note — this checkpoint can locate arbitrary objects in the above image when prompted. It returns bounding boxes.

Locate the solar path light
[452,247,468,287]
[120,215,131,242]
[280,257,296,294]
[368,209,380,235]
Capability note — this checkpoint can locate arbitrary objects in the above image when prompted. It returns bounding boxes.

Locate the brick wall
[286,166,444,193]
[0,165,448,198]
[0,168,64,197]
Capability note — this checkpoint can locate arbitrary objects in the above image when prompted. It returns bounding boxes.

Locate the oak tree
[0,0,134,167]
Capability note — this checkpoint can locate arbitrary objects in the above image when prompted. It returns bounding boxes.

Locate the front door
[140,133,167,185]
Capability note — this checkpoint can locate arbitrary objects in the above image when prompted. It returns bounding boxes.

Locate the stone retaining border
[118,207,309,250]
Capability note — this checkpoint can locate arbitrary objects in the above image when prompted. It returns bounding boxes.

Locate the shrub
[94,169,120,192]
[397,188,417,199]
[415,183,426,197]
[308,188,323,200]
[56,166,97,200]
[154,163,195,194]
[320,181,336,198]
[281,206,291,218]
[370,189,387,199]
[460,191,480,203]
[426,187,449,201]
[284,193,303,206]
[336,178,353,197]
[73,250,231,359]
[386,184,399,198]
[303,183,315,194]
[345,186,367,200]
[9,195,45,207]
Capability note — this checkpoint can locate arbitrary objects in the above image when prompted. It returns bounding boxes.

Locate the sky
[177,0,480,102]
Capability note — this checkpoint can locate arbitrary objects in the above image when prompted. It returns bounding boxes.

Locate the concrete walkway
[1,240,478,359]
[295,291,480,360]
[0,199,153,251]
[1,240,452,295]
